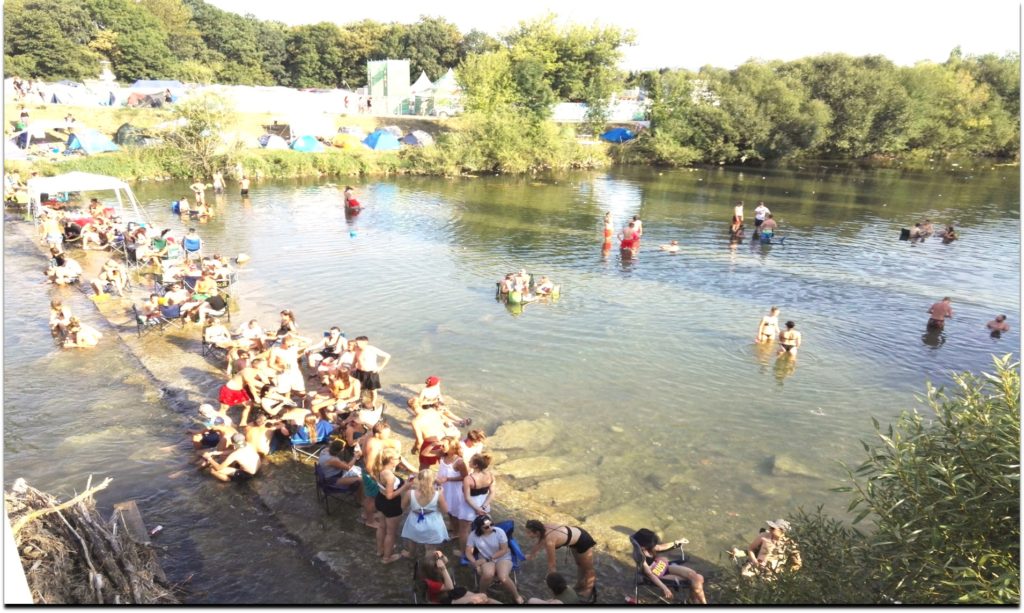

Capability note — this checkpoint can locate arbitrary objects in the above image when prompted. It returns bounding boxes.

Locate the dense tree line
[630,48,1019,163]
[4,0,1017,163]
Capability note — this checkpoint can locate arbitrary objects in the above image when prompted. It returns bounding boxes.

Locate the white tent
[26,172,148,225]
[411,71,434,95]
[433,68,460,95]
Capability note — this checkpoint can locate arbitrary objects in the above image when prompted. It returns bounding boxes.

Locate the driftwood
[5,477,181,604]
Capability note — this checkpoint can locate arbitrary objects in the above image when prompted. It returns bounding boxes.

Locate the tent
[48,84,86,105]
[114,123,155,146]
[363,129,401,151]
[411,71,434,95]
[125,92,167,108]
[290,135,325,153]
[57,80,84,88]
[331,133,367,149]
[66,129,119,155]
[258,133,290,150]
[400,130,435,147]
[26,172,148,225]
[381,125,403,138]
[600,127,636,143]
[433,68,460,95]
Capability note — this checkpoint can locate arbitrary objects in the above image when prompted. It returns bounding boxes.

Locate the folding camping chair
[629,535,691,604]
[131,303,184,337]
[471,519,525,598]
[313,463,359,514]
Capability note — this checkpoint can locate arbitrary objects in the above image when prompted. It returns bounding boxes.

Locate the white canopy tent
[26,172,149,225]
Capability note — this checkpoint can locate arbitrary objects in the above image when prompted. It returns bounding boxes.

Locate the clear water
[5,163,1018,601]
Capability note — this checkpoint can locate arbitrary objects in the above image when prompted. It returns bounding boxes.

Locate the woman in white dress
[401,469,449,555]
[436,437,471,556]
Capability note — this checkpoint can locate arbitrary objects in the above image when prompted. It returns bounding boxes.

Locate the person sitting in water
[201,433,260,482]
[47,252,82,285]
[987,314,1010,333]
[90,259,127,298]
[497,274,515,298]
[527,572,581,604]
[189,403,235,451]
[343,185,361,210]
[513,269,531,293]
[535,276,555,295]
[49,299,72,339]
[659,240,680,253]
[62,317,102,348]
[632,528,706,604]
[421,551,502,604]
[939,224,958,243]
[777,320,802,357]
[408,375,446,414]
[920,219,934,236]
[219,357,269,426]
[756,306,781,344]
[730,518,802,578]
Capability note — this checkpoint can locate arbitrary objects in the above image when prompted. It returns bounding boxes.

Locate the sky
[206,0,1020,71]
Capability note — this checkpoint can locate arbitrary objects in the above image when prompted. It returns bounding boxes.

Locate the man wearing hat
[741,518,802,577]
[202,433,260,482]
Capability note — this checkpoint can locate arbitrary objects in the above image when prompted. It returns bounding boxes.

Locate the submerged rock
[489,418,558,451]
[527,475,600,509]
[501,456,575,480]
[767,454,823,479]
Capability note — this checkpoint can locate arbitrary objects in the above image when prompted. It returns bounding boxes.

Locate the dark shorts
[354,369,381,391]
[570,528,597,554]
[240,189,249,196]
[375,492,403,518]
[754,218,764,227]
[780,343,796,353]
[927,318,945,330]
[230,470,255,482]
[200,431,221,448]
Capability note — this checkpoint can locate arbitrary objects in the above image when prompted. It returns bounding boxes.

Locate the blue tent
[363,129,401,151]
[600,127,636,143]
[66,129,119,155]
[290,135,325,153]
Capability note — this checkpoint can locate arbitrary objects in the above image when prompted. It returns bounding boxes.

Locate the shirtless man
[218,357,269,426]
[412,404,458,469]
[987,314,1010,333]
[244,414,278,456]
[189,403,236,452]
[756,306,781,343]
[777,321,802,357]
[202,433,260,482]
[189,179,207,205]
[658,240,679,253]
[927,297,953,330]
[352,336,390,404]
[759,214,778,237]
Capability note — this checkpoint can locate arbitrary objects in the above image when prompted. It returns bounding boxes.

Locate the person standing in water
[754,201,770,229]
[987,314,1010,333]
[239,176,250,197]
[212,171,225,195]
[756,306,781,343]
[733,201,744,226]
[602,212,614,244]
[777,321,802,357]
[927,297,953,330]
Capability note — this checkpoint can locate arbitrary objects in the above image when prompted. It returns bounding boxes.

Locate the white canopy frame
[26,171,150,226]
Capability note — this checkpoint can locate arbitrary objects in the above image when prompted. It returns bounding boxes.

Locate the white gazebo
[26,172,149,225]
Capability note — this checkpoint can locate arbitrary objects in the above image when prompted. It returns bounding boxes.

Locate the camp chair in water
[312,462,359,515]
[629,536,690,604]
[132,303,181,337]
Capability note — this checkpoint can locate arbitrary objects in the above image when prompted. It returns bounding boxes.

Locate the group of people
[905,218,958,243]
[496,269,558,304]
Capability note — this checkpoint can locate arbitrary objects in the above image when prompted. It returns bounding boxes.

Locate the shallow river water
[4,163,1019,602]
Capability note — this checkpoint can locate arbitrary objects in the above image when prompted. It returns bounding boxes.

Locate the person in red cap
[407,376,472,427]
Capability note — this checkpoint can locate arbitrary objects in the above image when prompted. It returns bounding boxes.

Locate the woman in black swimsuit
[372,449,416,563]
[525,520,598,601]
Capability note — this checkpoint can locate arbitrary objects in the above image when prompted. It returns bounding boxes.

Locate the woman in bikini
[755,306,781,344]
[462,453,494,521]
[777,320,802,357]
[525,520,598,601]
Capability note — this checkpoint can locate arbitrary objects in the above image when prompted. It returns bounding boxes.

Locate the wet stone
[489,418,558,451]
[767,454,823,479]
[501,456,575,480]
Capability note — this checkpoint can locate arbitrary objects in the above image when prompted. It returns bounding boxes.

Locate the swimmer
[927,297,953,330]
[987,314,1010,333]
[535,276,555,295]
[756,306,781,343]
[659,240,679,253]
[777,320,801,357]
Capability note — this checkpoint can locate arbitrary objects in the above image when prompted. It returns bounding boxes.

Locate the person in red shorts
[218,357,269,426]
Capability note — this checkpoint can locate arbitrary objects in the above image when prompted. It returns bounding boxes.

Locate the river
[4,163,1018,602]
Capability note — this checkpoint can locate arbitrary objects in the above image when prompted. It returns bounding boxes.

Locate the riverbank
[8,218,715,604]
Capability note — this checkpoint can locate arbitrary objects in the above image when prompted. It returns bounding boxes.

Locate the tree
[3,0,98,79]
[138,0,204,63]
[335,19,390,89]
[459,28,501,61]
[401,16,463,80]
[163,92,238,176]
[285,22,345,88]
[85,0,176,83]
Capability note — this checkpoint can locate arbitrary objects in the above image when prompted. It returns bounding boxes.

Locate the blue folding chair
[313,463,358,514]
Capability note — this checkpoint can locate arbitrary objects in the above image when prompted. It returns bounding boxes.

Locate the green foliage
[84,0,175,83]
[401,17,463,81]
[714,357,1020,605]
[162,92,238,177]
[3,0,99,80]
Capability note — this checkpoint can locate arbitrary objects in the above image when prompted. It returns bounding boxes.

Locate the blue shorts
[200,431,221,448]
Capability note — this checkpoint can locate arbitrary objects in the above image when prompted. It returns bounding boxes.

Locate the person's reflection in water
[921,327,946,349]
[241,196,252,209]
[773,353,797,386]
[754,340,774,375]
[601,239,611,261]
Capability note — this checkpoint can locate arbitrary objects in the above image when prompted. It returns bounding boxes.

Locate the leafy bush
[713,356,1020,605]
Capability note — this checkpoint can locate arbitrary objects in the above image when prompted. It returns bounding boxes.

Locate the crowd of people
[31,182,1010,605]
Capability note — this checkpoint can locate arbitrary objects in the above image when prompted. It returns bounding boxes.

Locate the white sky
[207,0,1020,71]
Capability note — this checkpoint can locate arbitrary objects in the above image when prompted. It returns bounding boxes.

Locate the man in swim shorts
[353,336,390,404]
[202,433,260,482]
[927,297,953,330]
